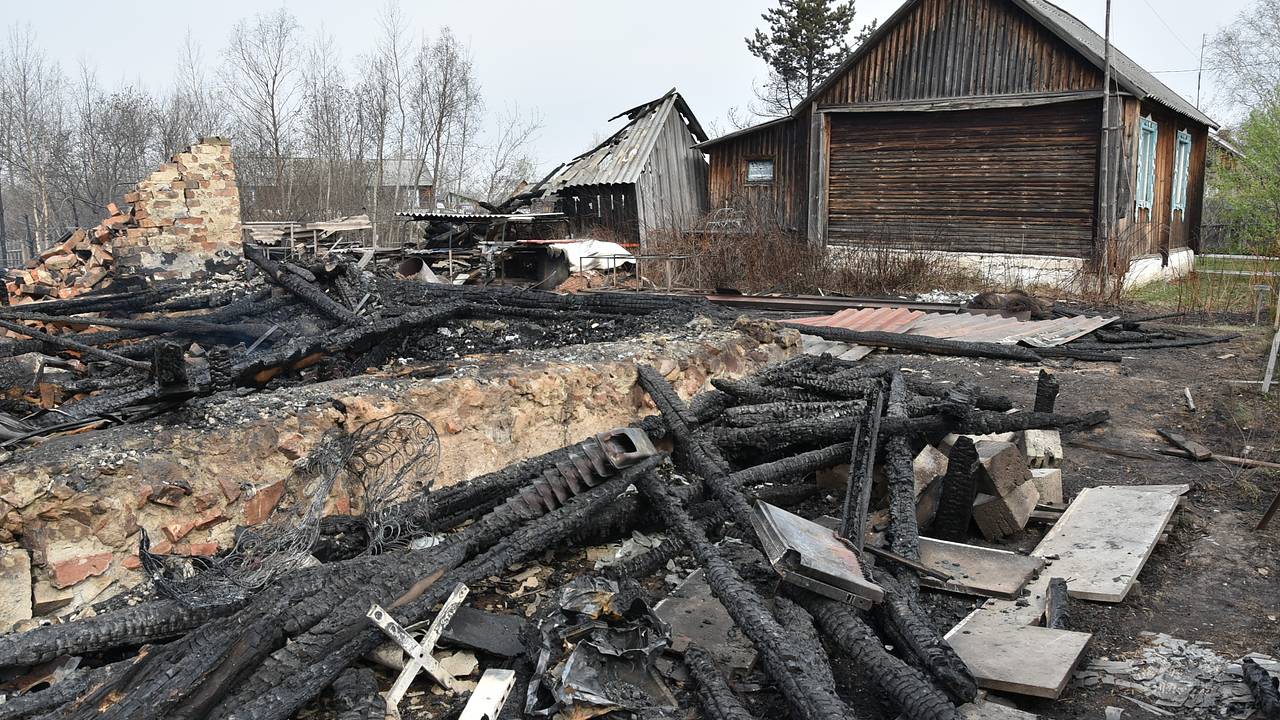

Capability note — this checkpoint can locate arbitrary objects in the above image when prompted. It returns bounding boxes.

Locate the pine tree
[745,0,876,117]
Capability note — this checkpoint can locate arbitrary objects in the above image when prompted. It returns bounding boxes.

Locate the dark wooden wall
[816,0,1102,106]
[826,101,1101,256]
[706,115,810,235]
[1112,97,1209,257]
[557,184,640,242]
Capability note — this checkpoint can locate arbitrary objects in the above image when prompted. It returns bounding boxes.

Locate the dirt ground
[881,322,1280,718]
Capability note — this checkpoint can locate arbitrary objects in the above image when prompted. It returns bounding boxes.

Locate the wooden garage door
[826,101,1100,257]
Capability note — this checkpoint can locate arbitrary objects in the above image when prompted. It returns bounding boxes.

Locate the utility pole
[1196,33,1206,109]
[1098,0,1114,294]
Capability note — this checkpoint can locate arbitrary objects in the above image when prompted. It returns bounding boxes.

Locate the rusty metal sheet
[793,306,1117,348]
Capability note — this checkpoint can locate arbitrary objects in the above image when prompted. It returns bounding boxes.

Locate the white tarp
[547,239,635,272]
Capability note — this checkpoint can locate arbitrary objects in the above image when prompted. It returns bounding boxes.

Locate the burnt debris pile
[0,350,1112,720]
[0,249,708,450]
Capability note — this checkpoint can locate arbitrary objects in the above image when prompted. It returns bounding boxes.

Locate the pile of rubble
[3,211,125,304]
[0,341,1119,720]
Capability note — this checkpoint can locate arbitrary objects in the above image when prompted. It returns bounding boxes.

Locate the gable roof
[700,0,1214,149]
[543,88,708,191]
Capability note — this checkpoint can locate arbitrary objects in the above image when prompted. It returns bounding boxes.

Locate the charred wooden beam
[683,645,757,720]
[1034,369,1060,413]
[330,667,383,720]
[1066,333,1241,351]
[246,245,367,326]
[905,379,1013,412]
[795,593,959,720]
[870,570,977,704]
[928,437,979,543]
[0,312,273,344]
[0,317,149,371]
[720,400,863,428]
[636,473,861,720]
[784,323,1043,362]
[772,596,839,695]
[710,377,825,405]
[1044,578,1070,630]
[0,658,135,720]
[724,441,855,488]
[840,383,884,548]
[884,373,921,563]
[1243,657,1280,720]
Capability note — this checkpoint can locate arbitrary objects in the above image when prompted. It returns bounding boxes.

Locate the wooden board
[1032,485,1188,602]
[919,538,1044,599]
[946,611,1091,699]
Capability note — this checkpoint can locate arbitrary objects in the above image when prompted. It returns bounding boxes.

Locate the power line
[1151,63,1280,74]
[1138,0,1200,61]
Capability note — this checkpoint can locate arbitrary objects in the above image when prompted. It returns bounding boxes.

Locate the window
[747,159,775,183]
[1172,130,1192,213]
[1135,117,1158,211]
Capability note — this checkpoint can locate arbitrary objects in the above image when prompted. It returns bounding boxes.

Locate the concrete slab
[1033,485,1188,602]
[654,570,756,672]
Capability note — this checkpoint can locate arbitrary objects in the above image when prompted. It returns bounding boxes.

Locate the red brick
[174,542,219,557]
[217,477,241,503]
[192,509,227,531]
[244,481,286,526]
[51,552,112,589]
[162,520,195,543]
[122,554,141,570]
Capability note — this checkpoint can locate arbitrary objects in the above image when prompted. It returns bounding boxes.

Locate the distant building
[542,88,709,247]
[698,0,1217,283]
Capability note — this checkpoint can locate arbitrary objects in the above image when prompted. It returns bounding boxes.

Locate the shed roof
[698,0,1214,150]
[543,89,708,191]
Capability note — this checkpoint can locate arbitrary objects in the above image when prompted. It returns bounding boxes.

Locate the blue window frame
[1135,117,1158,211]
[1172,130,1192,213]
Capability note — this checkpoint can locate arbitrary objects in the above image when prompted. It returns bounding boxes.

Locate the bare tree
[222,8,301,207]
[1211,0,1280,112]
[0,24,68,254]
[477,104,542,203]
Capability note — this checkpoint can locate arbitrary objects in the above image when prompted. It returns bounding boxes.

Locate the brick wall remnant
[113,137,243,282]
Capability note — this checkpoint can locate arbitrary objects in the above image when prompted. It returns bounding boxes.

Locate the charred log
[871,570,978,704]
[1243,657,1280,720]
[330,667,383,720]
[928,437,979,543]
[720,400,863,428]
[683,645,757,720]
[725,441,855,488]
[771,596,839,696]
[1045,577,1070,631]
[884,373,920,562]
[840,384,884,547]
[1034,369,1060,414]
[710,377,825,405]
[796,593,959,720]
[245,245,366,326]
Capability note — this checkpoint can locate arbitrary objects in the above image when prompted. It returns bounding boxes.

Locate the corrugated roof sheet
[795,306,1117,359]
[543,89,708,191]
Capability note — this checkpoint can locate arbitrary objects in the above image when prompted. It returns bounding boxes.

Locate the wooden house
[543,89,710,247]
[697,0,1217,274]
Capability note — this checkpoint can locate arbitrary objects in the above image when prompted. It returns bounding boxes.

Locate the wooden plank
[1032,485,1187,602]
[1262,328,1279,394]
[918,537,1045,599]
[945,610,1091,698]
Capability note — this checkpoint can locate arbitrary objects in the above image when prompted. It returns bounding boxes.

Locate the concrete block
[973,481,1040,540]
[1030,468,1063,505]
[975,441,1031,497]
[0,548,32,630]
[1020,429,1062,469]
[913,445,949,499]
[941,431,1020,455]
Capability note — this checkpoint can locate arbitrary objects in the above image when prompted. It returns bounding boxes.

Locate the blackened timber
[683,645,758,720]
[1034,369,1060,413]
[724,442,855,488]
[1242,657,1280,720]
[883,373,921,562]
[245,245,366,326]
[795,593,959,720]
[330,668,384,720]
[841,382,884,548]
[710,377,826,405]
[0,317,150,371]
[871,570,978,704]
[636,474,861,720]
[929,437,980,542]
[1044,577,1071,630]
[785,323,1043,362]
[720,400,864,427]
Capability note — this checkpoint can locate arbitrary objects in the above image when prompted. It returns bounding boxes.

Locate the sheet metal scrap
[751,500,884,609]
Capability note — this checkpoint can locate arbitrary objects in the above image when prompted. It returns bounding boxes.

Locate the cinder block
[1020,429,1063,469]
[913,445,949,499]
[972,481,1040,540]
[975,440,1031,496]
[1030,468,1064,505]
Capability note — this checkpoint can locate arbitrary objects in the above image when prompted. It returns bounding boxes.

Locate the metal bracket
[367,582,471,708]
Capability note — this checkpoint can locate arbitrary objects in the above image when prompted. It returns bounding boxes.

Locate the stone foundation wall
[112,137,242,282]
[0,326,798,627]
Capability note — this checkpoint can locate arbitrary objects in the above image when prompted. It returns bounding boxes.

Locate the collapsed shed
[697,0,1217,285]
[543,89,710,248]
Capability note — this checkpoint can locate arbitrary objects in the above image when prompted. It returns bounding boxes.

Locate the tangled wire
[142,412,441,607]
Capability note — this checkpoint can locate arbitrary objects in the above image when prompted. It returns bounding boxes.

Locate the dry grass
[647,211,984,297]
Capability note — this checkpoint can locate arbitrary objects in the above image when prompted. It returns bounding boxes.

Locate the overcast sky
[8,0,1254,173]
